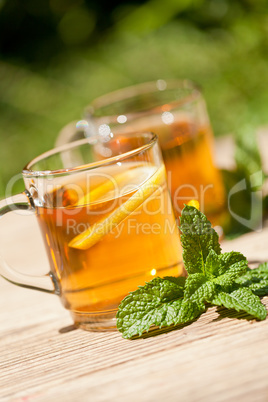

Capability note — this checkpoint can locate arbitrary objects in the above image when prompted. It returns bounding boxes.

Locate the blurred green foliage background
[0,0,268,197]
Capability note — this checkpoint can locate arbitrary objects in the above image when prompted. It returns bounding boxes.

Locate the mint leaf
[184,259,248,305]
[204,249,220,279]
[184,273,215,306]
[221,129,264,239]
[236,263,268,296]
[235,128,263,182]
[218,251,247,276]
[213,260,248,291]
[116,276,203,338]
[211,287,267,320]
[180,205,221,275]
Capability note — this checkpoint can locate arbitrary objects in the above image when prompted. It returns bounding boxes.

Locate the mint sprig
[116,206,268,338]
[116,276,204,339]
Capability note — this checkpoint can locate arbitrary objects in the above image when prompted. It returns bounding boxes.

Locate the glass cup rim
[84,79,201,120]
[22,132,158,177]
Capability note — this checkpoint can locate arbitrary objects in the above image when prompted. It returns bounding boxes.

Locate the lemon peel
[187,200,200,210]
[69,164,165,250]
[76,166,145,206]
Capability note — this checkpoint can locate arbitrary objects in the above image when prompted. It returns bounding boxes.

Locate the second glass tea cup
[57,80,226,227]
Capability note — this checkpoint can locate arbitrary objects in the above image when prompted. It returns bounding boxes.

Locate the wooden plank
[0,226,267,401]
[1,295,268,401]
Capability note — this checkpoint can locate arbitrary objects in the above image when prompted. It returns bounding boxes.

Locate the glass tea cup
[57,80,226,227]
[0,132,183,330]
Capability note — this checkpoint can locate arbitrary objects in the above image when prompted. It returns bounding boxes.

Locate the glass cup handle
[0,191,59,294]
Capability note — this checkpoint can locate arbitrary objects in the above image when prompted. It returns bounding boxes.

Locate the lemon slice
[76,165,147,205]
[69,164,165,250]
[187,200,200,209]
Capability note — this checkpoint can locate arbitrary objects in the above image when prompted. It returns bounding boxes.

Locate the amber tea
[135,117,226,222]
[37,160,182,328]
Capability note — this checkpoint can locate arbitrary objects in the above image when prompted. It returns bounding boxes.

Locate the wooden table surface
[1,134,268,402]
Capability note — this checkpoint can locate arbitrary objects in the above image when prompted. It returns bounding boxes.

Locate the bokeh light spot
[98,124,111,136]
[117,115,127,124]
[76,120,89,130]
[156,79,167,91]
[58,7,95,45]
[161,111,174,125]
